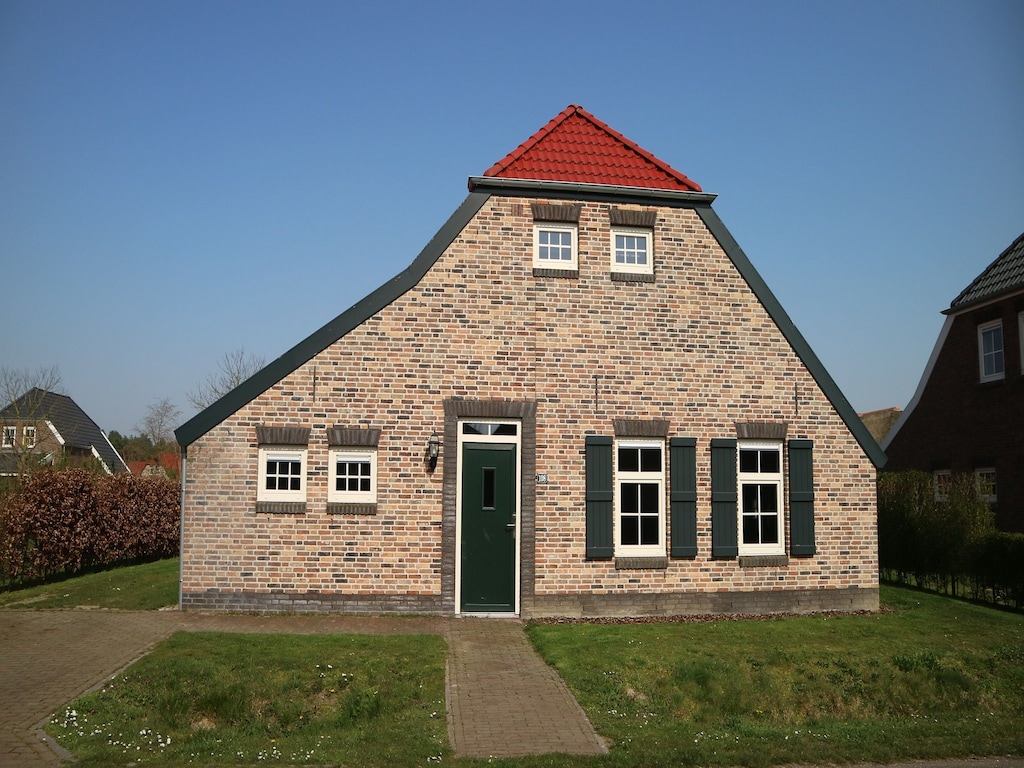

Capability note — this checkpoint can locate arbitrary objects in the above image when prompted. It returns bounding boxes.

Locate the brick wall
[181,195,879,615]
[885,301,1024,532]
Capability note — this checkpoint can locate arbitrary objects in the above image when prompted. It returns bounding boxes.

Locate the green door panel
[460,443,516,612]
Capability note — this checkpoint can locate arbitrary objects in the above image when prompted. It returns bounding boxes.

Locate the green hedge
[878,471,1024,607]
[0,468,180,588]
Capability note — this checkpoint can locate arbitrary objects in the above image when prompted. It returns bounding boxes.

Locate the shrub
[0,469,179,587]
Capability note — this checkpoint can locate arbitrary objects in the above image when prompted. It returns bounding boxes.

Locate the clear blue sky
[2,0,1021,436]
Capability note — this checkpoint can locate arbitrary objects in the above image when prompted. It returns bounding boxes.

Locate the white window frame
[1,426,14,448]
[978,320,1004,382]
[328,448,377,504]
[533,223,577,269]
[23,426,36,448]
[257,446,307,502]
[933,469,952,502]
[975,468,997,504]
[737,440,785,555]
[610,226,653,275]
[1019,312,1024,376]
[614,439,665,557]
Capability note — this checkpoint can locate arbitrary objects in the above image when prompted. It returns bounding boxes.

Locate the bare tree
[137,397,182,447]
[0,365,64,478]
[187,348,265,410]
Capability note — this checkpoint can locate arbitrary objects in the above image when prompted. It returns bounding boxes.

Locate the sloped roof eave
[174,191,492,449]
[468,176,717,205]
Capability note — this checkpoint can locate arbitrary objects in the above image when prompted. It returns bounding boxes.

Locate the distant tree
[187,348,265,411]
[137,398,181,449]
[0,366,64,480]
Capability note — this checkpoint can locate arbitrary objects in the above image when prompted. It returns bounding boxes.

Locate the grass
[23,558,1024,766]
[45,631,449,767]
[519,586,1024,767]
[0,557,179,610]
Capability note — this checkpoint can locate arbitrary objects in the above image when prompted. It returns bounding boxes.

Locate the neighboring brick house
[0,388,129,476]
[884,231,1024,533]
[175,105,886,618]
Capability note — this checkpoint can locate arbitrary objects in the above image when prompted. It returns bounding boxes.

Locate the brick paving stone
[445,617,607,758]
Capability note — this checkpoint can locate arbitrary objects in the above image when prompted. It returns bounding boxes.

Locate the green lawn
[19,558,1024,767]
[0,557,179,610]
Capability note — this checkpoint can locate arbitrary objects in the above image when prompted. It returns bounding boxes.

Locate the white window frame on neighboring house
[1,426,14,448]
[257,447,307,502]
[614,439,665,557]
[975,468,997,504]
[933,469,952,502]
[533,223,577,269]
[737,441,785,556]
[328,448,377,504]
[610,227,653,276]
[23,426,36,448]
[978,320,1004,382]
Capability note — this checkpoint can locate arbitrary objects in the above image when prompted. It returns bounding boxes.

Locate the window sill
[610,271,655,283]
[738,555,789,568]
[533,267,579,278]
[326,502,377,515]
[255,501,307,515]
[615,556,669,570]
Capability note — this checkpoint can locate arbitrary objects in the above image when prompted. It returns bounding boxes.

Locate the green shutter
[710,438,738,558]
[670,438,697,558]
[788,440,816,556]
[585,436,614,559]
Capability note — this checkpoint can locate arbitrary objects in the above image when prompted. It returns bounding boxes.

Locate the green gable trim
[175,192,491,449]
[693,206,887,470]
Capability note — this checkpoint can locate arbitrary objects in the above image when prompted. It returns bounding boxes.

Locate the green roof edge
[693,206,887,469]
[174,191,492,448]
[176,178,886,470]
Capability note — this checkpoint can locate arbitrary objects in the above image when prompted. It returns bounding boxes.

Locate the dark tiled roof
[949,231,1024,311]
[483,105,702,192]
[0,388,128,473]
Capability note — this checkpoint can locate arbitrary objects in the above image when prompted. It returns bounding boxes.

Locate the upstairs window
[611,227,653,276]
[1,426,14,448]
[23,426,36,448]
[738,442,784,555]
[258,449,306,501]
[533,224,577,269]
[978,320,1004,382]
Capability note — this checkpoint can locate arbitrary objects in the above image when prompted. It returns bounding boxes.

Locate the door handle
[506,523,515,530]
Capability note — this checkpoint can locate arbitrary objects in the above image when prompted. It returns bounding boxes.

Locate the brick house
[884,231,1024,533]
[174,105,885,617]
[0,388,129,476]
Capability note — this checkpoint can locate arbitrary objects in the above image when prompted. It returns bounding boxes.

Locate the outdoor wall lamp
[427,431,441,470]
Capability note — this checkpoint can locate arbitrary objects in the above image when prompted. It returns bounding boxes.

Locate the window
[23,426,36,448]
[615,440,664,556]
[978,320,1004,382]
[975,468,997,504]
[329,449,376,503]
[611,227,653,276]
[257,447,307,502]
[737,442,784,555]
[1020,312,1024,375]
[533,224,577,269]
[1,426,14,448]
[934,469,952,502]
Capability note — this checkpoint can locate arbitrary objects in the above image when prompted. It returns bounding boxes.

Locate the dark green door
[460,443,517,613]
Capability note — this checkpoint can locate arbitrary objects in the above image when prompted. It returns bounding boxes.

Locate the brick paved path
[0,609,604,766]
[445,617,607,758]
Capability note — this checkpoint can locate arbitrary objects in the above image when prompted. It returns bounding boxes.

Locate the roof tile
[483,104,701,192]
[949,231,1024,310]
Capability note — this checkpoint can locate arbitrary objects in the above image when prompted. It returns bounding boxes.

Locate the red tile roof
[483,105,701,192]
